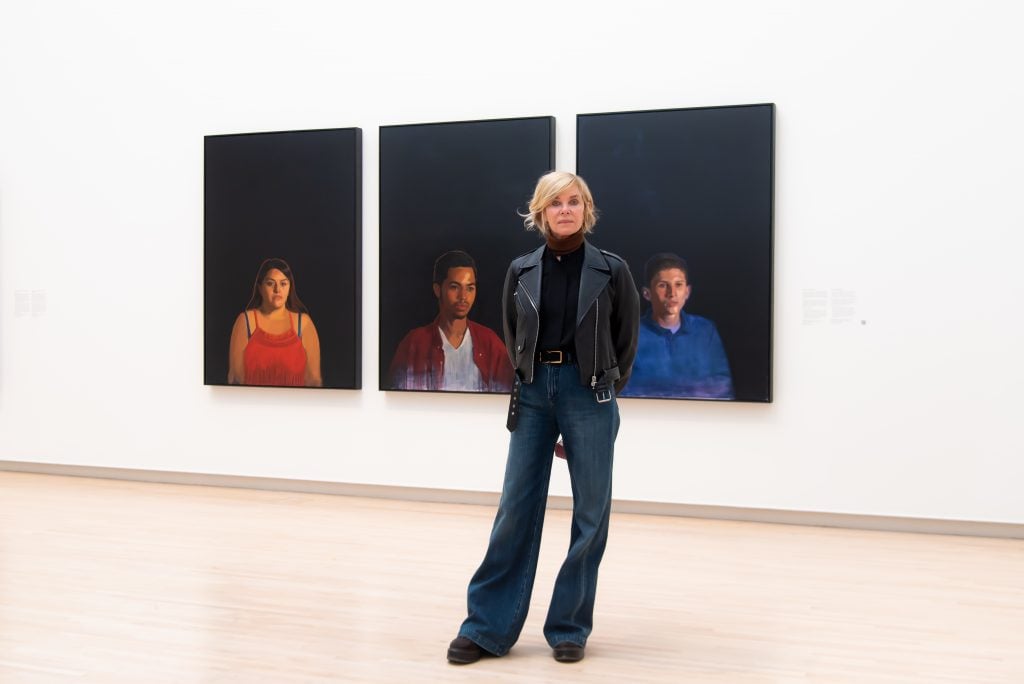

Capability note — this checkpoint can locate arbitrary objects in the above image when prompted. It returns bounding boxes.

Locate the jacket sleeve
[611,261,641,393]
[501,260,518,367]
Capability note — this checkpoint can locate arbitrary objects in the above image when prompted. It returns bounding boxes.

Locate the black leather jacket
[502,241,640,396]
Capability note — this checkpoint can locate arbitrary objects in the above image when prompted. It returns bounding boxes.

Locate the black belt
[536,349,574,365]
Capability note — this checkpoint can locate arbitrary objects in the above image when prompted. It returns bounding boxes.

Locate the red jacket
[388,317,514,392]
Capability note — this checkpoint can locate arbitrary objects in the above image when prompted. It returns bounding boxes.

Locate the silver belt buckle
[541,350,563,364]
[595,388,612,403]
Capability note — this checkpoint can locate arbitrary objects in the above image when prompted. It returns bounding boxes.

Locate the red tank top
[243,311,307,386]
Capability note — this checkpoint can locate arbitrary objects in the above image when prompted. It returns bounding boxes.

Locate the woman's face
[259,268,290,310]
[544,184,585,239]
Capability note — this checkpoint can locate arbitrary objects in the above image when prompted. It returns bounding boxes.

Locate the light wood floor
[0,472,1021,683]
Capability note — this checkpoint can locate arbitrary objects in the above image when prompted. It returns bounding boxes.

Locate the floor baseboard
[2,460,1020,539]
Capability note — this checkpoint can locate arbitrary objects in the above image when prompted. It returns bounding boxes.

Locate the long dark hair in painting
[244,257,310,314]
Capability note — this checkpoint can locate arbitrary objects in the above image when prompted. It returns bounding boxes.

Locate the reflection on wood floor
[0,471,1022,683]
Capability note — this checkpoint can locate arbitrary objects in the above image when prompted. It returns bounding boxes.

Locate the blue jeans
[458,362,620,655]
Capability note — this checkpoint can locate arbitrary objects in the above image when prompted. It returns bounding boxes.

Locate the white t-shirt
[440,326,483,391]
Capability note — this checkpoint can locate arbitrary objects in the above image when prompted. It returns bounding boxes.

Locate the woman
[228,257,322,387]
[448,171,640,664]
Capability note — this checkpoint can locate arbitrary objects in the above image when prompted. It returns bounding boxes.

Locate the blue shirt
[620,312,734,399]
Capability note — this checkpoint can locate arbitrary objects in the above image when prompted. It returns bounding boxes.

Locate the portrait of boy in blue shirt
[620,253,734,400]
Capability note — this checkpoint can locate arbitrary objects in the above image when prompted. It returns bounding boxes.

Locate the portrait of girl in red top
[227,258,322,387]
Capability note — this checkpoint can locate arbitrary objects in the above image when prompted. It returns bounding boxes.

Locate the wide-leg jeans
[458,362,620,655]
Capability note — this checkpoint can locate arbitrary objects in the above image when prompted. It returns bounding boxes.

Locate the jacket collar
[515,245,545,313]
[521,243,545,269]
[641,311,688,336]
[514,241,610,328]
[577,241,611,326]
[428,315,480,349]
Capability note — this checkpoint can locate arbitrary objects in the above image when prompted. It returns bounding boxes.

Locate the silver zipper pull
[592,299,600,390]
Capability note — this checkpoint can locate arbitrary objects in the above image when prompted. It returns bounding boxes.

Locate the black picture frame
[577,104,774,402]
[204,127,362,389]
[379,116,555,393]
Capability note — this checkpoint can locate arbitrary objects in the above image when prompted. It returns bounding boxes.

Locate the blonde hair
[522,171,598,236]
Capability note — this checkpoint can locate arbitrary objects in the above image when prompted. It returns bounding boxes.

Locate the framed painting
[577,104,774,402]
[204,127,362,389]
[379,116,554,394]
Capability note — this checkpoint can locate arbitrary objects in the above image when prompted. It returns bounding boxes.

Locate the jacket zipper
[591,298,599,388]
[520,284,540,382]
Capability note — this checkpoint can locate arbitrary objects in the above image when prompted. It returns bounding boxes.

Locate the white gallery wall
[1,1,1021,524]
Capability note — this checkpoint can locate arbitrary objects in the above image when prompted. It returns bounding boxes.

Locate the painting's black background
[577,104,774,402]
[379,117,554,392]
[204,128,362,389]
